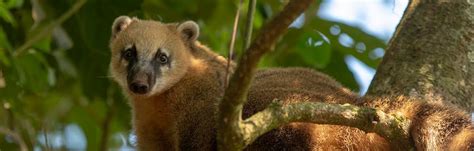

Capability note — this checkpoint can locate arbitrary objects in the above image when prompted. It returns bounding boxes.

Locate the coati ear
[111,16,134,39]
[177,21,199,42]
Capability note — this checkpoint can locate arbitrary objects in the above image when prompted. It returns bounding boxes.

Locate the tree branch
[0,127,27,151]
[242,0,257,50]
[241,102,411,149]
[99,105,114,151]
[13,0,86,57]
[99,87,116,151]
[218,0,314,150]
[225,0,243,87]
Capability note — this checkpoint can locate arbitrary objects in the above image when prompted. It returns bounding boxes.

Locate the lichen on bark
[368,0,474,111]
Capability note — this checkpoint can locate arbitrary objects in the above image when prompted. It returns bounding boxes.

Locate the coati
[109,16,474,150]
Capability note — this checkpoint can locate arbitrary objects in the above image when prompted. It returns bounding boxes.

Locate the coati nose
[129,82,150,94]
[127,65,154,95]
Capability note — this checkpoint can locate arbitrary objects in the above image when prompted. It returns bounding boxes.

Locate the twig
[225,0,244,87]
[0,127,28,151]
[99,106,114,150]
[221,0,313,111]
[99,87,116,151]
[5,103,14,130]
[242,0,257,50]
[2,102,28,149]
[13,0,86,57]
[218,0,314,150]
[43,124,51,151]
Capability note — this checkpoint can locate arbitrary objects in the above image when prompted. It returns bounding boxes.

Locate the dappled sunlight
[36,124,86,150]
[369,48,385,59]
[355,42,366,53]
[345,56,376,95]
[319,0,409,40]
[338,33,355,48]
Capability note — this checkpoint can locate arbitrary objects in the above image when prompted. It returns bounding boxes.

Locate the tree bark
[368,0,474,112]
[241,102,411,149]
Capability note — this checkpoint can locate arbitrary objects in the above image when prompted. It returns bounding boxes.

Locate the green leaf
[32,35,52,53]
[0,49,9,66]
[307,18,386,68]
[0,27,11,66]
[0,2,16,26]
[13,49,50,93]
[296,31,332,68]
[0,26,12,50]
[5,0,24,8]
[320,51,359,91]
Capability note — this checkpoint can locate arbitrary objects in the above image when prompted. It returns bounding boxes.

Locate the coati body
[109,16,473,150]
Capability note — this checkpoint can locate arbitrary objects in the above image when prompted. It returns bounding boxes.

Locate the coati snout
[121,45,151,94]
[127,63,155,94]
[124,46,174,95]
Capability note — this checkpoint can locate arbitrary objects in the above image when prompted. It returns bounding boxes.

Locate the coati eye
[122,46,136,61]
[123,50,133,60]
[159,53,168,64]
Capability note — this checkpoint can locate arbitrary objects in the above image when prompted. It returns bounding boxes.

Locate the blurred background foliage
[0,0,387,150]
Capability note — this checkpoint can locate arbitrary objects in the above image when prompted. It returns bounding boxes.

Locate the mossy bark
[368,0,474,112]
[241,102,411,150]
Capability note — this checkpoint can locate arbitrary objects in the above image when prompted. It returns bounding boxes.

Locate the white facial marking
[161,48,170,57]
[124,44,133,50]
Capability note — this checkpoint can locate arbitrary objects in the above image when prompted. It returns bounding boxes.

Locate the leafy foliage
[0,0,385,150]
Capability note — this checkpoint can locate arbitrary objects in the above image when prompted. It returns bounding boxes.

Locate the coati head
[109,16,200,97]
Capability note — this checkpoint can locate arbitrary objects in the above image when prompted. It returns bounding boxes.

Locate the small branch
[42,124,51,151]
[218,0,314,150]
[225,0,243,87]
[222,0,313,110]
[0,127,28,151]
[99,87,116,151]
[241,102,412,150]
[13,0,86,57]
[99,107,114,150]
[242,0,257,50]
[2,102,29,149]
[4,103,15,130]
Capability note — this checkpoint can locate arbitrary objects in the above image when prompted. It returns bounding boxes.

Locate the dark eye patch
[153,48,171,68]
[122,45,137,61]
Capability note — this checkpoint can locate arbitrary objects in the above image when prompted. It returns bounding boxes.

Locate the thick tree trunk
[368,0,474,112]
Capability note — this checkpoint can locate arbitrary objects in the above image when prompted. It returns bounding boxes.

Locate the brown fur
[244,68,390,150]
[109,17,473,151]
